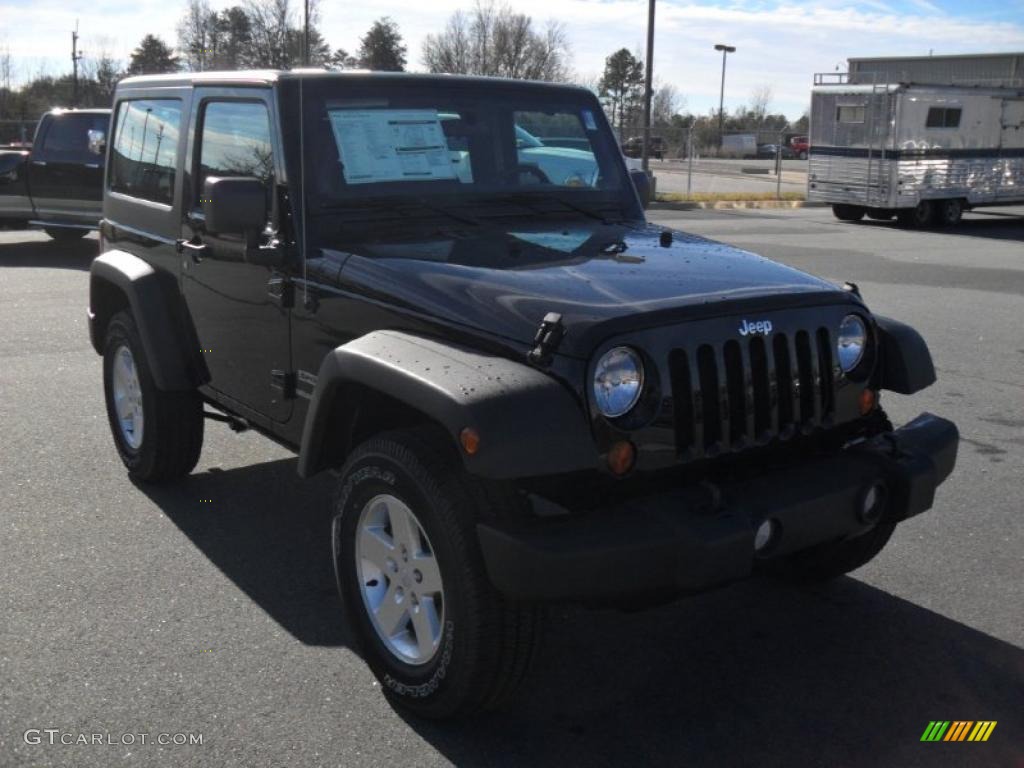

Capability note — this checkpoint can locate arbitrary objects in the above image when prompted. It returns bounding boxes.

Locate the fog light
[858,482,887,523]
[754,519,779,553]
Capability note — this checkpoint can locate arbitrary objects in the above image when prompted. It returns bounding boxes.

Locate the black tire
[937,198,963,227]
[896,200,935,228]
[799,151,808,160]
[866,209,894,221]
[780,522,896,582]
[102,311,203,483]
[44,228,89,241]
[832,204,865,222]
[332,428,540,719]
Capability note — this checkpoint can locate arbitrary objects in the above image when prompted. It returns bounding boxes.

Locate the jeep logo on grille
[738,318,773,337]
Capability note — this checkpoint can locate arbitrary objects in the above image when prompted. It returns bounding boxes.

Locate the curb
[650,200,828,211]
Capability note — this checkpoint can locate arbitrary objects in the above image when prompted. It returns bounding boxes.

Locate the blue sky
[2,0,1023,119]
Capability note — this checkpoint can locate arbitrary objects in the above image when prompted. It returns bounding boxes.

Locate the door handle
[85,163,100,169]
[175,238,208,263]
[31,160,47,167]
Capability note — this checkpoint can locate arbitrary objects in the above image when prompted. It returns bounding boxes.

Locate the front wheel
[102,311,204,482]
[332,429,540,719]
[44,227,89,241]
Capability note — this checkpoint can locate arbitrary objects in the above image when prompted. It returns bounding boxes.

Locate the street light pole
[641,0,656,172]
[714,43,735,150]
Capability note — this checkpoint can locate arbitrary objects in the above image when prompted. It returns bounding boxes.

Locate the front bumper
[477,413,958,601]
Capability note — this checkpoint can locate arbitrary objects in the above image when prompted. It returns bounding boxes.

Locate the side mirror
[202,176,267,235]
[629,169,653,209]
[87,129,106,156]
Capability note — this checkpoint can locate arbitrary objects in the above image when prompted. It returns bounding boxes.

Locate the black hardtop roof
[117,69,594,96]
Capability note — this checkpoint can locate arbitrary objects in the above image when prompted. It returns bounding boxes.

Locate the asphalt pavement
[1,207,1022,767]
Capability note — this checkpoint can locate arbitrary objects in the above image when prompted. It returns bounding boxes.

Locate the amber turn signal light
[460,427,481,455]
[859,388,877,415]
[607,440,636,476]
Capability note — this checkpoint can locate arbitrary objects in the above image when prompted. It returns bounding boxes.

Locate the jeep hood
[326,222,853,358]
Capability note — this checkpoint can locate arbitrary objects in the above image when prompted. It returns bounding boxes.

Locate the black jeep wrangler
[88,71,958,719]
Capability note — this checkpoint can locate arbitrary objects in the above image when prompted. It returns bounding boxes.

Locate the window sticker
[581,109,597,131]
[328,109,457,185]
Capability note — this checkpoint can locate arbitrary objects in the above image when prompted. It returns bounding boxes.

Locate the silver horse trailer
[807,57,1024,226]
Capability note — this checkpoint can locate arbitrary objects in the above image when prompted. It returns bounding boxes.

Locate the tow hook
[527,312,565,367]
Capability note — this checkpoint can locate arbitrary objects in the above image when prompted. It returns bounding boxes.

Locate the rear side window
[39,114,109,163]
[926,107,961,129]
[836,105,865,123]
[109,99,181,205]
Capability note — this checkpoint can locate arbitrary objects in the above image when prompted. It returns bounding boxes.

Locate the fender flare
[297,331,599,480]
[89,250,197,391]
[874,315,936,395]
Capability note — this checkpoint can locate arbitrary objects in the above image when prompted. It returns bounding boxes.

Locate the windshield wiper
[319,197,480,227]
[482,192,617,225]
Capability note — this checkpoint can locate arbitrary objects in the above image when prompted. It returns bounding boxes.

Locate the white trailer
[807,55,1024,226]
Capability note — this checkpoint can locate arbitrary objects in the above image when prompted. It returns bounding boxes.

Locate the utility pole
[640,0,655,172]
[714,43,735,150]
[71,21,83,107]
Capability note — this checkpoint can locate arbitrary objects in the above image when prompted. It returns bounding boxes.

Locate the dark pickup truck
[0,108,110,239]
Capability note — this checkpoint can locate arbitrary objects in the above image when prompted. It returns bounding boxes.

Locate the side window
[926,107,961,129]
[836,105,866,123]
[196,101,274,203]
[39,115,106,163]
[109,99,181,205]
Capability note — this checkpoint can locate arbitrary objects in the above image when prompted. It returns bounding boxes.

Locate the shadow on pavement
[855,213,1024,242]
[0,233,98,269]
[137,457,1023,767]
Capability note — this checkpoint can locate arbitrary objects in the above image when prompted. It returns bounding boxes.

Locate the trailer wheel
[832,204,865,222]
[896,201,935,228]
[866,209,893,221]
[938,199,963,227]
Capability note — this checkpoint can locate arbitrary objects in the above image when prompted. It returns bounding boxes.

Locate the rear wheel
[896,200,935,228]
[333,428,540,719]
[866,209,894,221]
[832,204,865,222]
[44,228,88,241]
[798,151,808,160]
[102,311,203,483]
[938,198,963,226]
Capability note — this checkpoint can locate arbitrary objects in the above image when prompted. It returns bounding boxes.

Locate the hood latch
[527,312,565,367]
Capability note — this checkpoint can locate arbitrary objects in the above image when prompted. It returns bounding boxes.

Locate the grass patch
[656,191,806,203]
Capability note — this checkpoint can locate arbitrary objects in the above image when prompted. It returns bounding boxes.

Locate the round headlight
[593,346,644,418]
[837,314,867,372]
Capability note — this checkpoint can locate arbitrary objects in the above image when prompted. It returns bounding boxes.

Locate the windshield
[299,78,636,227]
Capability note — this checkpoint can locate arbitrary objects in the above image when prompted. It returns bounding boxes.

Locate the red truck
[789,135,809,160]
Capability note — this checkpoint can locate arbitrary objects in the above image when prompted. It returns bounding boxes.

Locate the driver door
[180,90,293,423]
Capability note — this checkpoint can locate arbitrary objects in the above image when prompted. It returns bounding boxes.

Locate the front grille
[668,328,836,459]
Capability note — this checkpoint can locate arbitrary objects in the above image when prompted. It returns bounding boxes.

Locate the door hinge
[268,276,294,308]
[271,369,297,399]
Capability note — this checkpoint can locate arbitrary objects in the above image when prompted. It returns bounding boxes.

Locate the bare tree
[246,0,293,69]
[80,37,123,105]
[178,0,215,71]
[749,84,774,125]
[422,1,570,82]
[652,82,684,129]
[0,41,12,119]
